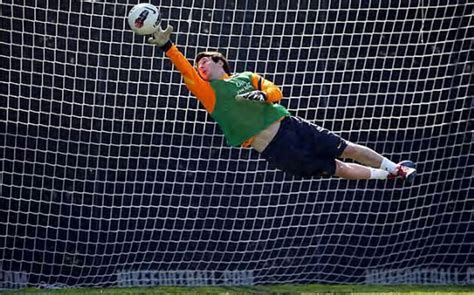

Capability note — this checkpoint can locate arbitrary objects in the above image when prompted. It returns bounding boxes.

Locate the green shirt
[210,72,289,147]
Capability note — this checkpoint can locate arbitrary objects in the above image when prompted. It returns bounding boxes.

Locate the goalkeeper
[149,26,416,183]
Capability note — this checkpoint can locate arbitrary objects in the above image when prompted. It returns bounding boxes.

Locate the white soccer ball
[127,3,161,35]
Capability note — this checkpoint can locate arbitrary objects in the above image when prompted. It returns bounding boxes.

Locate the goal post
[1,0,472,289]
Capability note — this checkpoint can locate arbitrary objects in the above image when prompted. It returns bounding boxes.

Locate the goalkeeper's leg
[339,142,417,183]
[333,160,387,180]
[340,142,391,170]
[334,160,417,183]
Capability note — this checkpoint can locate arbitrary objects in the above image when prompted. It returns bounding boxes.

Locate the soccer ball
[127,3,161,35]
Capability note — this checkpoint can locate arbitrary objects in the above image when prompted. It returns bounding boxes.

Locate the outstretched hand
[235,90,267,103]
[147,25,174,47]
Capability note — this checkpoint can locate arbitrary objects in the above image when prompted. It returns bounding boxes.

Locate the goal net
[1,0,472,289]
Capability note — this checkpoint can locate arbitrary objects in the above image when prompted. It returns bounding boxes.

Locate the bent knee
[340,142,360,158]
[334,160,352,179]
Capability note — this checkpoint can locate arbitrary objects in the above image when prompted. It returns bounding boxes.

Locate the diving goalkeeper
[149,26,417,183]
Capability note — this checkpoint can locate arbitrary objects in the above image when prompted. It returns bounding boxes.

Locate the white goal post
[1,0,472,289]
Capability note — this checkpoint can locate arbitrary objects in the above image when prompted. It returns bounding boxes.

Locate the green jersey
[209,72,289,146]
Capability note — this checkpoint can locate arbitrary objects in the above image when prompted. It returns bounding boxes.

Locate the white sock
[370,168,390,180]
[380,158,397,174]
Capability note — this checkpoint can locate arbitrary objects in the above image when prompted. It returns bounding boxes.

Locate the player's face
[197,57,224,81]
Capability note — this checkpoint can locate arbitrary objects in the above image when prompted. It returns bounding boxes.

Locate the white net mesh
[1,0,472,288]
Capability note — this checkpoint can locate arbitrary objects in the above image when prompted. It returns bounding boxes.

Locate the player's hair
[195,51,231,75]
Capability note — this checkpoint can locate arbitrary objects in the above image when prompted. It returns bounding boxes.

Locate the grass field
[3,284,474,295]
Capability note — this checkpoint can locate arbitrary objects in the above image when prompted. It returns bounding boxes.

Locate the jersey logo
[229,79,253,95]
[230,79,247,88]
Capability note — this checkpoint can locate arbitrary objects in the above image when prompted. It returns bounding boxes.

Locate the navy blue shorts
[261,116,347,177]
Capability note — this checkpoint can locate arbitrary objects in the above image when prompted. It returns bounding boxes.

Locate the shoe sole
[399,160,417,184]
[404,168,417,184]
[399,160,416,169]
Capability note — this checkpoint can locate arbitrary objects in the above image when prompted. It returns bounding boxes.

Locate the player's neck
[208,72,229,81]
[219,73,229,80]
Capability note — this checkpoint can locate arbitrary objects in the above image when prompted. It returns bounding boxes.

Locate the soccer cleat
[388,160,417,184]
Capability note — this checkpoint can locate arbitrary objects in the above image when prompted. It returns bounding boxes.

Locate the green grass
[3,284,473,295]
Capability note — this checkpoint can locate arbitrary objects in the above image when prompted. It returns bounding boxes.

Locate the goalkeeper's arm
[147,25,217,113]
[237,74,283,103]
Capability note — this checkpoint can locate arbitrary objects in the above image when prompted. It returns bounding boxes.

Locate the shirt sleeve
[165,44,217,113]
[251,73,283,103]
